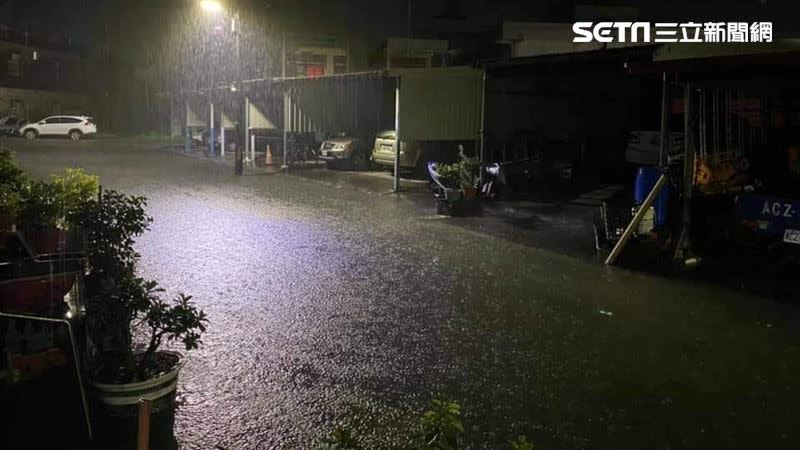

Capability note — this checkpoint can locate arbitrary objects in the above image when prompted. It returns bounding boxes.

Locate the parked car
[371,130,424,171]
[319,134,370,170]
[18,115,97,140]
[0,115,23,136]
[371,130,469,176]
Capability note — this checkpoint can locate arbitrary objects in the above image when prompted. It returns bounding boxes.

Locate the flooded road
[9,137,800,449]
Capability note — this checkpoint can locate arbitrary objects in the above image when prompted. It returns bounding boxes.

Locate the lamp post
[199,1,243,173]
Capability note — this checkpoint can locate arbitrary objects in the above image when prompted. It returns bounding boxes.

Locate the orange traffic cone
[265,144,274,166]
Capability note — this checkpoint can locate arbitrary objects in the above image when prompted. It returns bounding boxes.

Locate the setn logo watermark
[572,22,773,44]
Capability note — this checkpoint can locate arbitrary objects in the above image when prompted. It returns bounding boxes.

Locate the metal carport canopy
[272,70,389,135]
[273,70,398,187]
[273,67,484,191]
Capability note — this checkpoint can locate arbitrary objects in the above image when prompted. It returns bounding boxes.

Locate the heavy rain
[2,2,800,450]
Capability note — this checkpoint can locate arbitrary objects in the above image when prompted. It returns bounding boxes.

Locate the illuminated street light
[200,0,224,13]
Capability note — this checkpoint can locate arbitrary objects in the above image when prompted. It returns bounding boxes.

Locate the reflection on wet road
[11,138,800,449]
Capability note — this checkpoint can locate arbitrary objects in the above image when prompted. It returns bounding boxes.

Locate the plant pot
[443,188,463,202]
[463,186,478,200]
[0,273,76,314]
[91,351,184,450]
[21,228,68,256]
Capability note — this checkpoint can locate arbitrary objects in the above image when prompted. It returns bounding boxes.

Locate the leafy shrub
[509,435,534,450]
[320,426,362,449]
[322,397,535,450]
[17,180,62,229]
[419,396,464,450]
[75,189,206,382]
[50,168,99,225]
[0,149,28,220]
[433,157,481,191]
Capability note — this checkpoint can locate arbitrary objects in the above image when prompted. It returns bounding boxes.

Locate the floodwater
[9,137,800,449]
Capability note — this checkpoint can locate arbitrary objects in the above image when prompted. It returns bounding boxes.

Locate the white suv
[19,115,97,141]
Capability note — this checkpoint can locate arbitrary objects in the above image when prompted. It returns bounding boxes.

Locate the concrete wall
[0,86,91,122]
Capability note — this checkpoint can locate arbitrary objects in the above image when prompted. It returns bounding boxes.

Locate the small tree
[76,189,207,383]
[140,293,207,379]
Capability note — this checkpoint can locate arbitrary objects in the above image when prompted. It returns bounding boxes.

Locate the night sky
[2,0,796,53]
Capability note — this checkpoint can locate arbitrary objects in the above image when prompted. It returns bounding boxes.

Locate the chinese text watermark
[573,22,773,44]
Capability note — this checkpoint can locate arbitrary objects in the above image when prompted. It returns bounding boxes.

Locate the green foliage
[0,149,28,220]
[75,189,151,277]
[435,163,462,190]
[419,396,464,450]
[0,148,27,192]
[49,168,100,224]
[75,189,206,382]
[458,157,480,190]
[321,397,536,450]
[0,154,98,230]
[75,190,154,378]
[320,426,362,449]
[0,184,22,221]
[509,435,534,450]
[434,157,480,191]
[141,293,207,378]
[17,180,62,229]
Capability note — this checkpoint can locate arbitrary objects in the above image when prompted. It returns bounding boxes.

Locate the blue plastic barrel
[634,166,671,227]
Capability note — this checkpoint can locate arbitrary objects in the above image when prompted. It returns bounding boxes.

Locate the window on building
[333,55,348,74]
[8,52,21,77]
[291,52,326,77]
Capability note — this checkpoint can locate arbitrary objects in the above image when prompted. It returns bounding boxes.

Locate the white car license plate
[783,229,800,245]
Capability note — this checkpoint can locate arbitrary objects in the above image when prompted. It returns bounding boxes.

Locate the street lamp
[198,0,243,172]
[200,0,224,13]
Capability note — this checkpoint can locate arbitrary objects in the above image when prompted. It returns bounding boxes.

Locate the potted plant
[459,156,480,200]
[75,189,207,449]
[14,168,98,255]
[430,155,482,216]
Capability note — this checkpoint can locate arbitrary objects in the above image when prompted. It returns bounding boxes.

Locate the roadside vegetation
[321,396,534,450]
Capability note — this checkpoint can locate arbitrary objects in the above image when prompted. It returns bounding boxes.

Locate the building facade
[0,25,90,122]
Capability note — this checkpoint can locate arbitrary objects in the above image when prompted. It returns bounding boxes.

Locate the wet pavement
[6,136,800,449]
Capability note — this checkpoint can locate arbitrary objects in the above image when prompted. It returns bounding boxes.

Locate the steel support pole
[244,96,250,164]
[478,69,487,184]
[604,174,669,266]
[220,110,226,158]
[658,72,669,168]
[282,91,289,170]
[209,101,215,157]
[675,83,695,262]
[393,77,401,192]
[185,103,191,153]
